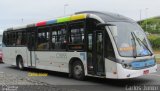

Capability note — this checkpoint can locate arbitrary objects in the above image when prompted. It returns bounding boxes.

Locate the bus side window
[36,27,50,50]
[51,25,67,50]
[16,36,21,45]
[51,31,56,50]
[10,32,16,46]
[8,32,14,46]
[16,32,20,45]
[14,31,27,46]
[2,32,6,45]
[27,31,36,50]
[21,31,27,45]
[68,22,85,50]
[3,32,9,46]
[105,31,115,60]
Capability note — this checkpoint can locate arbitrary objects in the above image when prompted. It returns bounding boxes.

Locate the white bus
[2,11,157,80]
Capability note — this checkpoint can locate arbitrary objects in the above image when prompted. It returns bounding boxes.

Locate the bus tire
[72,61,85,80]
[17,56,24,70]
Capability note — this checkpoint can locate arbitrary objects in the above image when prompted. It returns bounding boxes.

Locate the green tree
[139,17,160,33]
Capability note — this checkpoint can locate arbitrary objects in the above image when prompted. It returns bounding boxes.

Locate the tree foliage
[139,17,160,33]
[148,35,160,49]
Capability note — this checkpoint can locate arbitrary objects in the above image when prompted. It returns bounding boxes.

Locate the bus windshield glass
[108,22,152,57]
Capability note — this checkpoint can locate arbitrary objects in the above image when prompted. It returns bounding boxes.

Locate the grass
[156,58,160,64]
[154,50,160,64]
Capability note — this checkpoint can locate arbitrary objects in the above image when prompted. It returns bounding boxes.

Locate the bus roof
[5,11,135,32]
[76,11,135,22]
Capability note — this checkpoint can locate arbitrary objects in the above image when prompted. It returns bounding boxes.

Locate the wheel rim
[74,65,82,77]
[19,60,23,69]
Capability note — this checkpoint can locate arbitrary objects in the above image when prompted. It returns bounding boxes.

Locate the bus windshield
[108,22,152,57]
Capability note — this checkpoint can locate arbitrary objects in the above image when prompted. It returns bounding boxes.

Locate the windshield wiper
[132,32,153,56]
[131,32,137,58]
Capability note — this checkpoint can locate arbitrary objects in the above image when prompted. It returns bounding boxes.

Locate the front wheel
[72,61,85,80]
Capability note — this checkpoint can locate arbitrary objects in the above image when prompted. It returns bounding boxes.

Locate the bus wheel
[72,61,85,80]
[17,57,24,70]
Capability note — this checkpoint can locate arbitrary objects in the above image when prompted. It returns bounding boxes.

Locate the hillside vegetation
[139,16,160,33]
[138,16,160,49]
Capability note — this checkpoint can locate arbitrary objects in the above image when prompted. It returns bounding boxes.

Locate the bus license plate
[143,70,149,75]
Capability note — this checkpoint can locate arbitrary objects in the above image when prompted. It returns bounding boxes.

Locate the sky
[0,0,160,31]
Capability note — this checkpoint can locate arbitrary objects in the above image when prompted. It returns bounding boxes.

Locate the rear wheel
[72,61,85,80]
[17,57,24,70]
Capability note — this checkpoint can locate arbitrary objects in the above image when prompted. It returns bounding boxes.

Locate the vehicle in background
[0,42,3,63]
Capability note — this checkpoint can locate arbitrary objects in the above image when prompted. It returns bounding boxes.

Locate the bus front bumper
[117,63,157,79]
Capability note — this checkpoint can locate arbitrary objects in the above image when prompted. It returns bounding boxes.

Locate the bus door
[94,30,105,75]
[27,30,36,67]
[87,30,105,76]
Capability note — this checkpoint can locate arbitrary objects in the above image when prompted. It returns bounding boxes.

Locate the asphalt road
[0,63,160,91]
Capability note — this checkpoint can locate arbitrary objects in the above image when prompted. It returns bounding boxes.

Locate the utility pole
[145,8,148,31]
[139,9,142,25]
[64,4,68,15]
[21,18,24,24]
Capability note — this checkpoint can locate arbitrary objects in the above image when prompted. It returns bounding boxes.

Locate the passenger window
[8,32,16,46]
[3,32,7,45]
[4,29,28,47]
[26,29,37,51]
[14,30,27,46]
[16,32,22,45]
[51,25,67,50]
[68,22,85,50]
[37,27,50,50]
[105,31,115,60]
[21,31,27,45]
[6,33,11,46]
